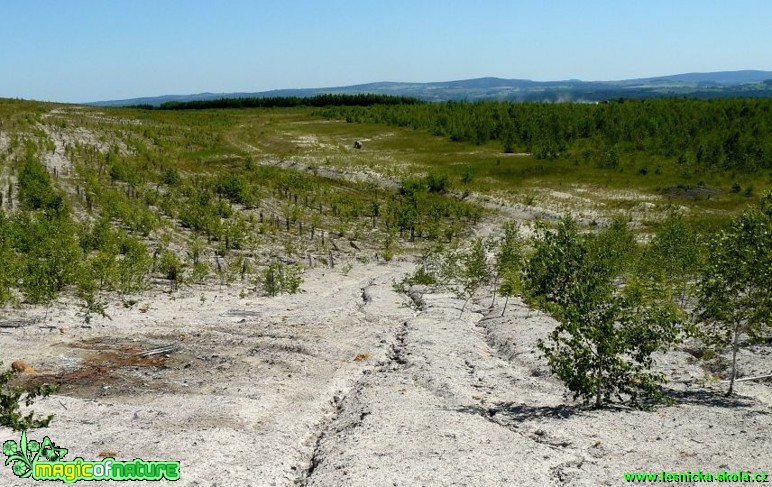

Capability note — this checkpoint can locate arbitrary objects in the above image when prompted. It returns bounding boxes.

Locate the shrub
[695,192,772,395]
[1,363,59,431]
[255,259,303,296]
[17,154,65,213]
[115,236,152,294]
[156,249,185,291]
[454,237,492,316]
[494,222,525,315]
[636,210,702,305]
[15,212,83,305]
[161,167,182,186]
[425,173,450,194]
[0,213,18,306]
[76,267,110,325]
[404,266,436,286]
[526,217,687,408]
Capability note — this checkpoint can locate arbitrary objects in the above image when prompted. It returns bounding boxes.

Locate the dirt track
[1,260,771,486]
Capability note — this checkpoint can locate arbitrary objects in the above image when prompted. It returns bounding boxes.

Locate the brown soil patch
[19,337,182,397]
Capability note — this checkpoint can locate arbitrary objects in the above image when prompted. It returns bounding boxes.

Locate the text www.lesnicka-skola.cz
[623,470,768,482]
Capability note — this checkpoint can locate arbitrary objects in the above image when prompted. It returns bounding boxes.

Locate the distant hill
[90,70,772,107]
[631,70,772,85]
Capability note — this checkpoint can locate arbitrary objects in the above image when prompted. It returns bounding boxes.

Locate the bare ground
[1,259,770,486]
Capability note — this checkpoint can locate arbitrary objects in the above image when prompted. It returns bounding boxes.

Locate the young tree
[493,221,525,314]
[456,237,492,317]
[539,288,685,408]
[255,259,303,296]
[15,212,82,308]
[188,237,209,283]
[523,218,596,311]
[259,260,282,296]
[526,217,686,407]
[115,235,152,294]
[76,264,110,325]
[0,212,18,306]
[695,193,772,396]
[639,210,703,306]
[157,249,185,292]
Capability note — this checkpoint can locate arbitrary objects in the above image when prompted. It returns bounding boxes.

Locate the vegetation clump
[256,259,303,296]
[1,363,58,431]
[694,192,772,395]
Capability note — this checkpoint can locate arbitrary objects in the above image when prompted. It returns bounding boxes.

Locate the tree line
[147,94,424,110]
[318,98,772,173]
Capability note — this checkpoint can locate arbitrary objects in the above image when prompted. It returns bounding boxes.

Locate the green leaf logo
[4,432,33,478]
[2,440,17,457]
[39,436,67,462]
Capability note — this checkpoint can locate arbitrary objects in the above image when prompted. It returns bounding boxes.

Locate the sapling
[493,222,525,313]
[526,217,687,407]
[695,192,772,396]
[456,237,492,317]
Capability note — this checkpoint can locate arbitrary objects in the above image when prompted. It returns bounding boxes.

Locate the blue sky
[2,0,771,103]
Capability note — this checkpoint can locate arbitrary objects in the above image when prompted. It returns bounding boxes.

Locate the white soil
[1,259,770,486]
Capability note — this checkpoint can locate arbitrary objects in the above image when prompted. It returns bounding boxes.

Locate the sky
[2,0,771,103]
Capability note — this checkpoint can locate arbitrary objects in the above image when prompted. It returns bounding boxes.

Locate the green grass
[5,99,768,232]
[175,106,771,217]
[1,97,770,318]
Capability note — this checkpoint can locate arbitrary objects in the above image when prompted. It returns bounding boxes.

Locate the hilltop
[90,70,772,106]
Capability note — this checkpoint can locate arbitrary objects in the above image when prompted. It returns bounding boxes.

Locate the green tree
[255,259,304,296]
[156,248,185,291]
[694,193,772,395]
[639,210,703,306]
[456,237,492,316]
[0,212,18,305]
[188,237,210,283]
[494,222,525,315]
[115,235,152,294]
[76,265,110,325]
[17,153,66,213]
[526,217,686,407]
[539,287,686,408]
[15,213,82,306]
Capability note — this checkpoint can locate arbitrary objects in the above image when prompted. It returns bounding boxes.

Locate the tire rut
[295,318,410,485]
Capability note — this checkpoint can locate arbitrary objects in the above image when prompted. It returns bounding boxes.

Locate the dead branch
[721,373,772,383]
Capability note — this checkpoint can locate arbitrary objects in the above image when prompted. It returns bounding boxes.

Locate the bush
[214,174,259,207]
[156,249,185,291]
[636,210,702,305]
[695,192,772,395]
[115,236,152,294]
[0,213,18,306]
[425,173,450,194]
[1,363,59,431]
[494,222,525,315]
[15,212,83,305]
[404,266,436,286]
[17,154,66,213]
[440,237,492,316]
[525,217,687,407]
[161,167,182,186]
[255,259,303,296]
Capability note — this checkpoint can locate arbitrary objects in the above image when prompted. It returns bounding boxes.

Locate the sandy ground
[1,258,770,486]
